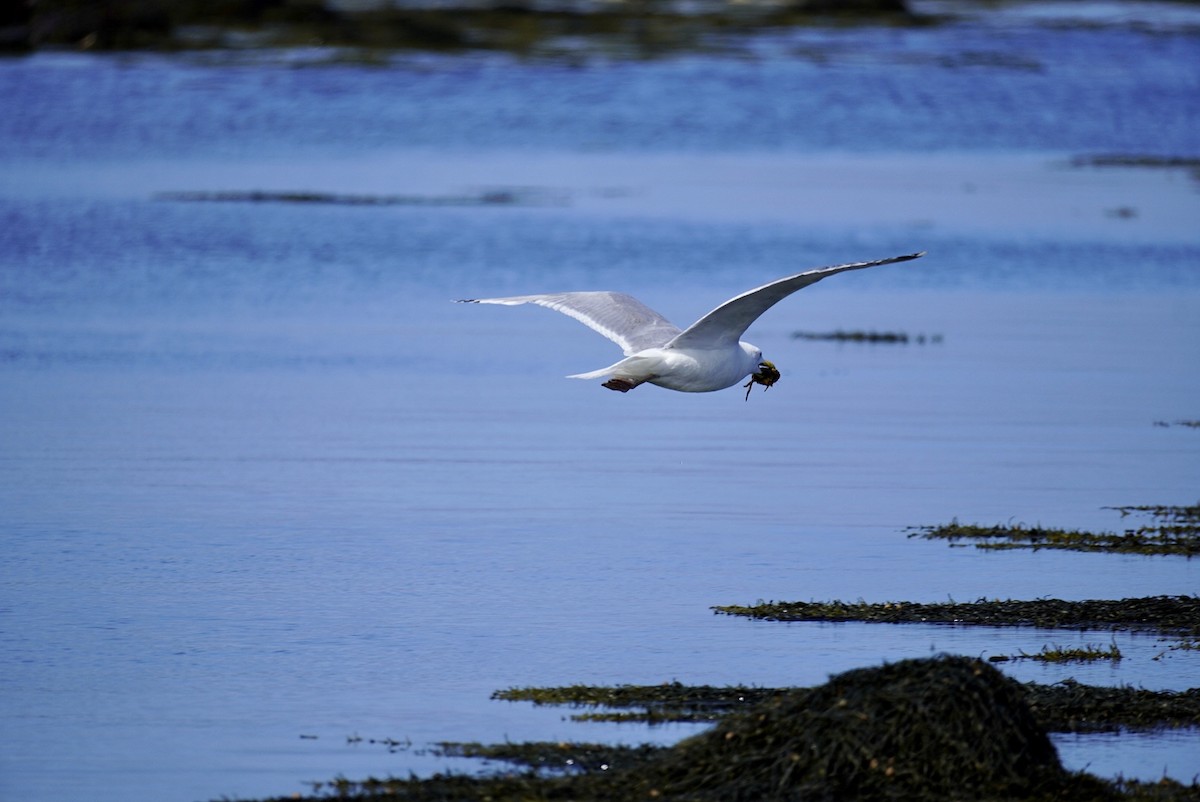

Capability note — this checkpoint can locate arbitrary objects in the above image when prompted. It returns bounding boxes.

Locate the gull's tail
[567,353,652,381]
[566,362,621,381]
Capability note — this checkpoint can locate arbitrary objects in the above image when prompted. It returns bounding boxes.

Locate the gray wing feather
[457,291,682,355]
[667,252,925,349]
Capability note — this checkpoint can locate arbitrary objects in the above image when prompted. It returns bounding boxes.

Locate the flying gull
[458,252,924,399]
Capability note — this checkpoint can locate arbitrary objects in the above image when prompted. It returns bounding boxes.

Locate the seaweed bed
[284,657,1199,802]
[712,594,1200,637]
[494,675,1200,732]
[908,504,1200,557]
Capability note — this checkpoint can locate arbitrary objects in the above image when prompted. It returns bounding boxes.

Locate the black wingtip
[454,299,480,303]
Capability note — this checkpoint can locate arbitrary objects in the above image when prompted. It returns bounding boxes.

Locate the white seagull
[458,252,924,399]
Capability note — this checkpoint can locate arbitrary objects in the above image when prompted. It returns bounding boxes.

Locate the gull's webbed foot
[602,377,640,392]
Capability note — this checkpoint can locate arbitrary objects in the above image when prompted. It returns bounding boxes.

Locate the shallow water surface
[2,12,1199,802]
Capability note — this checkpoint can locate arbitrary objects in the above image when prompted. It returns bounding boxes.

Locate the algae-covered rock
[642,655,1069,801]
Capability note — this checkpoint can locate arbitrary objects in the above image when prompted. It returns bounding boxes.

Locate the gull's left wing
[456,291,683,356]
[667,252,925,350]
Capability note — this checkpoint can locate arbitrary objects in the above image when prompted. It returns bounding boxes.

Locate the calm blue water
[2,7,1200,801]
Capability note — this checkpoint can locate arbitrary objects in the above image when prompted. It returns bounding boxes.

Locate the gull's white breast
[638,346,760,393]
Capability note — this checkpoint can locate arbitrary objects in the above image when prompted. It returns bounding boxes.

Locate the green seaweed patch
[712,595,1200,636]
[908,505,1200,557]
[792,329,943,344]
[993,642,1124,664]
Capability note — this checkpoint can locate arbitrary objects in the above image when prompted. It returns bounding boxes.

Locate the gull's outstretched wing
[667,252,925,350]
[457,292,682,356]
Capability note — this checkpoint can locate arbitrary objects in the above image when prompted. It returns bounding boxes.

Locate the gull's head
[739,341,765,365]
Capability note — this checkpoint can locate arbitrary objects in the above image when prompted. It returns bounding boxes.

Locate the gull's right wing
[667,253,925,350]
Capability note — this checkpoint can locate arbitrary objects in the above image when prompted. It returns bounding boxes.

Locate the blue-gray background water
[2,4,1200,800]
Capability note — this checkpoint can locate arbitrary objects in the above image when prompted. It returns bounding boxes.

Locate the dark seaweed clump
[712,595,1200,637]
[644,656,1073,801]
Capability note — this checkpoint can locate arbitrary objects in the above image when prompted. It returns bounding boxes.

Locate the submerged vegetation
[909,504,1200,557]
